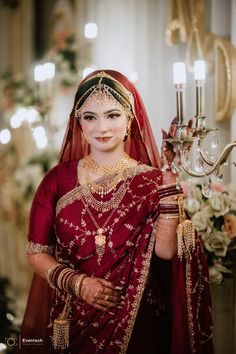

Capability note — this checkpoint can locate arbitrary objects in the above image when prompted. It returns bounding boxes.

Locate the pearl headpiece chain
[75,72,135,119]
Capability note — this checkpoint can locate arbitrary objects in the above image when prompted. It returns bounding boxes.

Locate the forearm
[155,218,178,259]
[155,171,179,259]
[27,253,58,279]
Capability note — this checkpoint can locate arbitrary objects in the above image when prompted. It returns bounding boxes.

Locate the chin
[90,139,124,152]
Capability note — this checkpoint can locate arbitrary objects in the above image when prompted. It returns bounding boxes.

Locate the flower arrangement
[48,30,79,88]
[183,182,236,284]
[0,72,37,111]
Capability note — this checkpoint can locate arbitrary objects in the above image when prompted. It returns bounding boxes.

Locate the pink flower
[211,183,226,193]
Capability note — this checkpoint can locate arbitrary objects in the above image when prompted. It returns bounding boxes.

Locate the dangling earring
[123,126,131,141]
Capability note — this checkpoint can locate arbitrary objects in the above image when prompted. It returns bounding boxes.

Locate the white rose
[204,231,230,257]
[184,198,201,214]
[209,263,231,284]
[192,211,209,231]
[209,265,223,284]
[208,192,230,217]
[191,185,203,202]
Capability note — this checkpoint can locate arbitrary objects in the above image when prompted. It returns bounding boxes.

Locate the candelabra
[164,60,236,196]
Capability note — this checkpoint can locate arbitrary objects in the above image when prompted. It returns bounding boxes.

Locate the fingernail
[115,286,123,290]
[121,301,125,305]
[121,296,126,300]
[108,311,115,315]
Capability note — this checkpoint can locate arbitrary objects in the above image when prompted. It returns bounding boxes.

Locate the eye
[107,113,121,119]
[82,115,97,121]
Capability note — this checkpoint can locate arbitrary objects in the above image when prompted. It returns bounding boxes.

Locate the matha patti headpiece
[75,71,135,119]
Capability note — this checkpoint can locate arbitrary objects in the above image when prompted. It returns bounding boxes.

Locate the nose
[97,117,109,133]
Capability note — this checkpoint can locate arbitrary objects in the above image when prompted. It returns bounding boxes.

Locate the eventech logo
[4,336,44,349]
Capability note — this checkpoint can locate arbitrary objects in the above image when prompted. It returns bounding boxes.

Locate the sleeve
[25,166,58,255]
[146,168,163,213]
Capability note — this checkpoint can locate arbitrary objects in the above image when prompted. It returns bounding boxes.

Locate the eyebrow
[82,109,122,115]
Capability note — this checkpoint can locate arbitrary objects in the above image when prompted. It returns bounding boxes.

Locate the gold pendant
[95,228,106,246]
[95,228,106,264]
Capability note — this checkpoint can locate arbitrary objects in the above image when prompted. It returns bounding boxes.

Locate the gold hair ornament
[75,71,135,118]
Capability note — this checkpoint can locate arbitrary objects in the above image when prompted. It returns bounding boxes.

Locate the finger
[170,116,178,126]
[188,119,193,129]
[98,299,119,308]
[161,129,168,139]
[99,279,118,290]
[101,288,123,298]
[102,293,123,304]
[93,303,109,312]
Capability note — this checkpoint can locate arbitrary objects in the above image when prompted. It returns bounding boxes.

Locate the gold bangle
[159,213,179,219]
[160,193,183,201]
[159,200,179,205]
[157,182,177,190]
[46,264,64,289]
[74,274,87,298]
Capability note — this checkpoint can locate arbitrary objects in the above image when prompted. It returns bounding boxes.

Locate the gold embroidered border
[119,218,159,354]
[56,164,155,216]
[185,260,196,353]
[25,241,55,255]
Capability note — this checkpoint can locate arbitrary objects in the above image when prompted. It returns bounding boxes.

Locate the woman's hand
[80,276,125,312]
[160,117,193,182]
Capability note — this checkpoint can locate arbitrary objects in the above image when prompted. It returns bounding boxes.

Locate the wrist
[162,171,178,184]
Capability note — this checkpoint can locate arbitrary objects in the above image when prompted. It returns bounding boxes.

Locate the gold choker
[84,153,131,176]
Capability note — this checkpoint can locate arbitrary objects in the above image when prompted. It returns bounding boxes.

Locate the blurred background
[0,0,236,353]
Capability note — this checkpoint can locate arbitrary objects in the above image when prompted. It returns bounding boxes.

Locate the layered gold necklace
[83,153,131,197]
[81,153,132,263]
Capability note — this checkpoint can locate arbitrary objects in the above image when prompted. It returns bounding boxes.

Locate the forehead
[79,91,125,114]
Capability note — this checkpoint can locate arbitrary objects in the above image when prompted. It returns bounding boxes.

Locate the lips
[95,137,112,142]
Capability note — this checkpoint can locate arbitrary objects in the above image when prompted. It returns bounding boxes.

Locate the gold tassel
[52,294,71,350]
[177,219,195,259]
[177,196,196,260]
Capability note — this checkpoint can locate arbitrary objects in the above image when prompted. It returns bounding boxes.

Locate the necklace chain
[81,197,118,264]
[84,152,130,176]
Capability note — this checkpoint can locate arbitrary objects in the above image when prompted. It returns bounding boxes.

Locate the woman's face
[79,92,128,153]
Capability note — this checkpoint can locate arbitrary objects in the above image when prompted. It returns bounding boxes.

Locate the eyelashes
[82,113,121,121]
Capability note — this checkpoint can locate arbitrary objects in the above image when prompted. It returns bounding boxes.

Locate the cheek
[112,117,127,135]
[80,121,94,135]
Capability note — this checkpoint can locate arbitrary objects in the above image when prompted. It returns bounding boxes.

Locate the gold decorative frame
[166,0,236,121]
[214,38,236,121]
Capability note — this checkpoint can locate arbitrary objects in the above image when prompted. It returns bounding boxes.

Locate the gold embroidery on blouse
[119,219,159,354]
[56,164,156,216]
[25,241,55,254]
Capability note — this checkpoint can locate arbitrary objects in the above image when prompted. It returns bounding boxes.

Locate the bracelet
[159,213,179,219]
[74,274,87,297]
[160,193,183,201]
[159,199,178,205]
[47,264,65,289]
[46,263,87,297]
[157,182,177,190]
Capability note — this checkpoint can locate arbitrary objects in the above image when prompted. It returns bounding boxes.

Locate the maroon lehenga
[18,70,213,354]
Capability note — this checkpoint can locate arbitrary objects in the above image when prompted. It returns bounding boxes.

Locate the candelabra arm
[180,141,236,177]
[199,140,214,166]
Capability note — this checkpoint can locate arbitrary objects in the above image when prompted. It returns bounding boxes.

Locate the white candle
[173,62,186,85]
[194,60,205,81]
